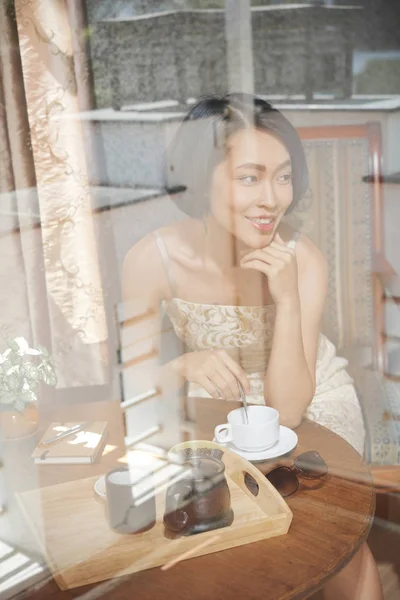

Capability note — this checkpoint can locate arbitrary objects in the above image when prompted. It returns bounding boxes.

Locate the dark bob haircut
[168,93,308,218]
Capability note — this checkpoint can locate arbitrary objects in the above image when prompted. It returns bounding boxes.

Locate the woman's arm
[122,234,185,393]
[265,241,327,427]
[122,235,165,318]
[240,234,328,429]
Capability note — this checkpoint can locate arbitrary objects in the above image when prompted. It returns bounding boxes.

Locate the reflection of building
[89,4,360,108]
[86,0,186,20]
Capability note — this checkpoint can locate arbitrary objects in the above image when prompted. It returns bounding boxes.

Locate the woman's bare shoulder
[279,223,326,267]
[157,219,203,248]
[122,219,199,301]
[122,233,163,302]
[125,219,195,260]
[123,231,160,274]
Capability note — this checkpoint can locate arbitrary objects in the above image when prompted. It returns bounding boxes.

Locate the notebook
[32,421,108,465]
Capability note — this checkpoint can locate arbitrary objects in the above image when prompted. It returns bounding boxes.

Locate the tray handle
[223,450,292,517]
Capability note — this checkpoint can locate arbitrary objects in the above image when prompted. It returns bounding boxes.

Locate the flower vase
[0,403,39,440]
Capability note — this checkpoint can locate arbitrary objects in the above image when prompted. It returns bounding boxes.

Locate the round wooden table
[21,398,375,600]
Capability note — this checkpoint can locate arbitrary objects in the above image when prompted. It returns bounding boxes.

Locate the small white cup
[214,406,280,452]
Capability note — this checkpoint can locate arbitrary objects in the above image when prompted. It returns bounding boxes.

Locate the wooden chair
[290,123,400,493]
[115,298,184,452]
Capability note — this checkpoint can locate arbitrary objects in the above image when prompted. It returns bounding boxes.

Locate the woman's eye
[277,173,292,184]
[238,175,258,185]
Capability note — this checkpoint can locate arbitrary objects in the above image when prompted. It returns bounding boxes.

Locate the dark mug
[163,456,233,536]
[105,466,156,534]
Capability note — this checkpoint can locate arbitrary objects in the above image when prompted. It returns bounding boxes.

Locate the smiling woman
[123,93,384,599]
[123,93,365,455]
[168,93,308,222]
[209,128,294,246]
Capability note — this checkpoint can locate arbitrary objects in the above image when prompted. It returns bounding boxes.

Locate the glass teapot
[163,455,234,536]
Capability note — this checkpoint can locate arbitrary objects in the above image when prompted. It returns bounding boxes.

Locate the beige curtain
[0,0,50,353]
[1,0,108,388]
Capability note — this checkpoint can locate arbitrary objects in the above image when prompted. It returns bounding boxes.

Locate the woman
[123,94,382,599]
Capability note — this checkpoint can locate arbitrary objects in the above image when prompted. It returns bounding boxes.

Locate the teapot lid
[189,456,225,483]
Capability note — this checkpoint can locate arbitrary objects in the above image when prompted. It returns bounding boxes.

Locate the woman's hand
[175,349,250,401]
[240,233,299,306]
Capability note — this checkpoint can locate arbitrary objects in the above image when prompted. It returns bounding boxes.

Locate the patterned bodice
[153,233,365,455]
[155,229,353,400]
[162,296,353,397]
[163,298,276,375]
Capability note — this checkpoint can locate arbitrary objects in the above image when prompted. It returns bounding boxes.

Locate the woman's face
[209,128,293,249]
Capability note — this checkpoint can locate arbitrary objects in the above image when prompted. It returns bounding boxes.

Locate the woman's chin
[239,229,276,249]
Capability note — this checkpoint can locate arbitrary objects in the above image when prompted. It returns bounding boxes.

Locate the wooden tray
[17,447,292,590]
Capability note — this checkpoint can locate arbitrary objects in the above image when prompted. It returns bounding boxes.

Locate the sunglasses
[244,450,328,499]
[266,450,328,497]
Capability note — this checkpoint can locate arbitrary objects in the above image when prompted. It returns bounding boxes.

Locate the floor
[0,540,46,600]
[310,494,400,599]
[370,494,400,600]
[371,521,400,599]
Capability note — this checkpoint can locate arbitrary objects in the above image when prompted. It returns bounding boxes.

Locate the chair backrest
[115,298,185,450]
[286,124,384,371]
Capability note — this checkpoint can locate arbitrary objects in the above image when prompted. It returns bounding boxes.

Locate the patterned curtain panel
[0,0,48,351]
[13,0,108,387]
[288,137,373,352]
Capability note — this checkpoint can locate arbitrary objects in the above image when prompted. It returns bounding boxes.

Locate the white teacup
[214,406,280,452]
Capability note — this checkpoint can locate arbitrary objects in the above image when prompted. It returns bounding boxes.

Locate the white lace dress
[154,232,366,455]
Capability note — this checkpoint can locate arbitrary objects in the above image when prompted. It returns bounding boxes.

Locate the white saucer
[94,475,106,501]
[213,426,298,462]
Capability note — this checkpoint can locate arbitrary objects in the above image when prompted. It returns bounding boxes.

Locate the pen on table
[40,422,91,446]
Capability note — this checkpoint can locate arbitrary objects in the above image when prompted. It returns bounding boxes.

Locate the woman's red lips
[246,216,276,232]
